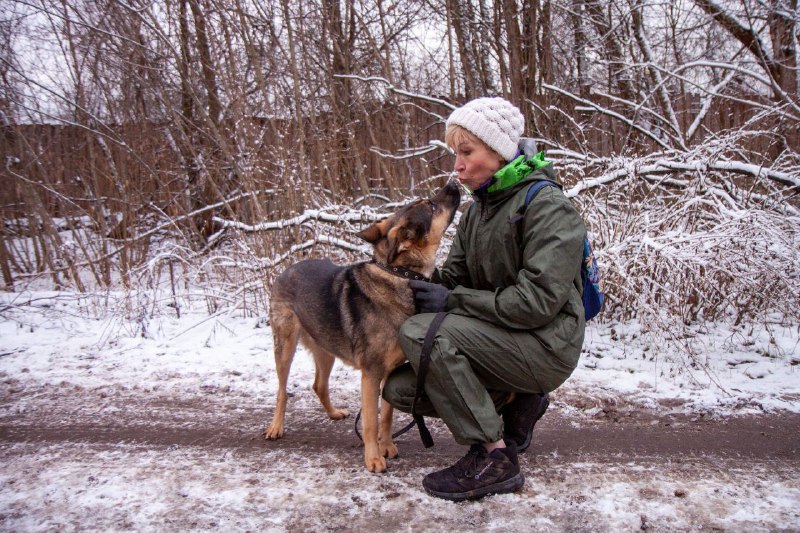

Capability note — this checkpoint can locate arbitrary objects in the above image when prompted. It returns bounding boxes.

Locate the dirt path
[1,389,799,531]
[2,393,798,460]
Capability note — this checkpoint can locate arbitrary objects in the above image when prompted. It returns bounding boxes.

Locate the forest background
[2,4,799,529]
[1,0,798,351]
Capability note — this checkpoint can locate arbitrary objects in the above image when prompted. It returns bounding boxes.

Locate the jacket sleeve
[432,205,473,290]
[446,188,585,329]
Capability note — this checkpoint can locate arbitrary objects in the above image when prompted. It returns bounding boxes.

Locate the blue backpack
[524,180,604,321]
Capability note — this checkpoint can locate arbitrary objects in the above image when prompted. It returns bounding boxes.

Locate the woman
[383,97,586,501]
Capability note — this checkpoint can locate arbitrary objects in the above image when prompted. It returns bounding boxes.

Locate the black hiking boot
[501,393,549,453]
[422,444,524,501]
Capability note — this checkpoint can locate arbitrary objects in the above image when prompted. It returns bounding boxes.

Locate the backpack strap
[472,179,563,220]
[523,179,563,208]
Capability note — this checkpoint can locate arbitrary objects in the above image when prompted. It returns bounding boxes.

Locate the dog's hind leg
[310,346,349,420]
[264,304,300,440]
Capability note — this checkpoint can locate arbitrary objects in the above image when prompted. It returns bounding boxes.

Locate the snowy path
[1,384,799,531]
[1,303,799,531]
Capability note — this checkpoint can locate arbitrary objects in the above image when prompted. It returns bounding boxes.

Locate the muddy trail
[2,388,799,531]
[2,396,799,461]
[2,378,799,457]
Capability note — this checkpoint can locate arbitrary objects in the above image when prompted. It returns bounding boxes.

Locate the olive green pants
[383,312,577,446]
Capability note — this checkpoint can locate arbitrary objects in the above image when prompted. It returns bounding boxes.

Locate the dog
[264,181,461,472]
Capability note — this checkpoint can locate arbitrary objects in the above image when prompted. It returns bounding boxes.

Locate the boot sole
[424,473,525,502]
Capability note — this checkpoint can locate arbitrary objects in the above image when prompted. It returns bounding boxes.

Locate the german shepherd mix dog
[265,181,461,473]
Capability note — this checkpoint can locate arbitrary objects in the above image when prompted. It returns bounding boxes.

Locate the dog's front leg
[360,373,387,473]
[378,398,398,459]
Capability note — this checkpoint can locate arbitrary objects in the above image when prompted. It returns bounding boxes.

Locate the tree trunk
[586,0,637,104]
[572,0,590,99]
[187,0,221,128]
[279,0,310,207]
[767,0,798,98]
[448,0,481,99]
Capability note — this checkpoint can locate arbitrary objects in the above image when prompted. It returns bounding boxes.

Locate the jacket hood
[486,150,552,193]
[469,137,555,197]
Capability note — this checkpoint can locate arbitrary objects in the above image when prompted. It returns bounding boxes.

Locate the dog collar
[369,259,430,282]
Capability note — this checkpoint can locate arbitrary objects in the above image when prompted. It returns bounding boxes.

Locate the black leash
[410,311,446,448]
[353,410,417,442]
[353,311,446,449]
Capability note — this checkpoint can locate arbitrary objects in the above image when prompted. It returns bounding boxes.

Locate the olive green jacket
[436,158,586,363]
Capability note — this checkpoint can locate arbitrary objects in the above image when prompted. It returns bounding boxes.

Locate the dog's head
[357,181,461,275]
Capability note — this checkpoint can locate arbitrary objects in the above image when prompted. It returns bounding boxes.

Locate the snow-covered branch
[333,75,455,111]
[542,84,675,151]
[212,207,388,233]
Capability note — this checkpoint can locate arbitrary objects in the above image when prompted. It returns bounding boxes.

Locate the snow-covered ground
[1,292,799,531]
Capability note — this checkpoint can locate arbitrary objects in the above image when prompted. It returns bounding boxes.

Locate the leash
[411,311,446,448]
[353,410,417,442]
[353,311,446,449]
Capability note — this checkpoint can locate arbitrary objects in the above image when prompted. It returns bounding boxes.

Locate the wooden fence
[1,94,793,223]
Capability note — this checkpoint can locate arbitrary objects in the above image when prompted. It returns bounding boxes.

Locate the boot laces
[459,445,493,479]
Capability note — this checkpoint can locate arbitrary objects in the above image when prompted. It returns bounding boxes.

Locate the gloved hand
[409,280,451,314]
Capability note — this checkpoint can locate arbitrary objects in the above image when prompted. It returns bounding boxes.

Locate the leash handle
[411,311,447,448]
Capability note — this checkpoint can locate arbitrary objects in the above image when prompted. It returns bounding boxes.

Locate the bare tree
[1,0,797,338]
[694,0,798,100]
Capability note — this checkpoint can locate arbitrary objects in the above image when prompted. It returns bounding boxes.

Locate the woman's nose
[454,156,465,172]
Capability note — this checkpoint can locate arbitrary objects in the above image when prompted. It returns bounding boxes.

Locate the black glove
[409,280,451,314]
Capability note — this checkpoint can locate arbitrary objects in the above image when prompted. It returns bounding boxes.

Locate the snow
[576,320,800,414]
[1,291,799,531]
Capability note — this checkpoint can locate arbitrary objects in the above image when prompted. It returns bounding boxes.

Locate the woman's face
[451,135,505,190]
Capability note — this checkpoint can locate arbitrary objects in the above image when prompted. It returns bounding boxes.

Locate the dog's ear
[386,226,413,264]
[356,219,389,244]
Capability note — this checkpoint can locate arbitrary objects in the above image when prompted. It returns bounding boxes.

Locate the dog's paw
[328,408,349,420]
[365,454,388,473]
[380,441,399,459]
[263,424,284,440]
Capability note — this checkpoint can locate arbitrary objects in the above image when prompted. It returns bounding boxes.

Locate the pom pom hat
[445,97,525,162]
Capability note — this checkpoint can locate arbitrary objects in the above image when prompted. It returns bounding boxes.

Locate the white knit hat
[446,97,525,161]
